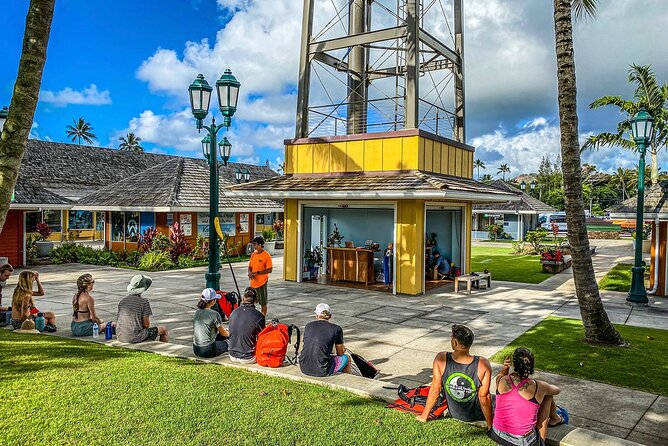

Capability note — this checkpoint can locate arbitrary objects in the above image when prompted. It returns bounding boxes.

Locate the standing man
[248,236,273,316]
[0,263,14,312]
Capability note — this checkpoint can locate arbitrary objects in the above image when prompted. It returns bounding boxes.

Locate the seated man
[228,288,265,363]
[116,274,168,343]
[0,263,14,312]
[433,252,451,280]
[417,324,493,428]
[299,303,351,377]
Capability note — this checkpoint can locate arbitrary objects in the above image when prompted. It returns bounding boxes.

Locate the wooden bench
[454,272,492,294]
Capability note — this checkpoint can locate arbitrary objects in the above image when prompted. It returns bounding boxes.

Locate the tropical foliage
[497,163,510,181]
[473,159,486,179]
[65,117,96,145]
[118,132,144,152]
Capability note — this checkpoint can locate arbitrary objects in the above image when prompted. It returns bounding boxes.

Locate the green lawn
[0,331,492,446]
[471,246,552,284]
[490,317,668,396]
[598,263,650,292]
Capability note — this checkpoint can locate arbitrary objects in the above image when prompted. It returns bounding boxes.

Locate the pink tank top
[493,377,540,436]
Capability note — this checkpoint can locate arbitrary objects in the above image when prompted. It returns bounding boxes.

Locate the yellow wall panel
[285,144,296,174]
[395,199,424,295]
[364,139,383,171]
[449,145,456,175]
[465,202,472,273]
[423,138,433,171]
[330,142,347,172]
[312,143,330,173]
[346,140,364,172]
[283,199,299,281]
[296,144,313,173]
[401,136,419,170]
[469,152,474,178]
[382,138,403,171]
[433,142,442,174]
[418,137,425,171]
[455,148,462,177]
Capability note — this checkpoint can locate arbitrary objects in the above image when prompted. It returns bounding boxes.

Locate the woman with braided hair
[71,273,112,336]
[488,347,568,446]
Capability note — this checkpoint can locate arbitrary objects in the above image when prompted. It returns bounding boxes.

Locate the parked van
[539,212,567,232]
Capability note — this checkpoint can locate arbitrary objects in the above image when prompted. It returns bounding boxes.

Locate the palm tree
[118,132,144,153]
[497,164,510,181]
[473,159,486,179]
[480,174,493,184]
[0,0,55,232]
[66,117,96,145]
[553,0,624,345]
[583,64,668,184]
[609,167,635,201]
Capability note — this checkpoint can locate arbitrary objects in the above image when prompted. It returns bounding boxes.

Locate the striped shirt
[116,294,152,343]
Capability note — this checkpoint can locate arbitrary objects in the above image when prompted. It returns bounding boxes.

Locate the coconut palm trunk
[0,0,55,232]
[553,0,624,345]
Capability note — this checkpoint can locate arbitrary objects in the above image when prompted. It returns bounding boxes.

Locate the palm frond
[589,96,636,114]
[573,0,598,22]
[581,132,635,152]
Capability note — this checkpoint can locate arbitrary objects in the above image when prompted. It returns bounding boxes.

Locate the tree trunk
[0,0,56,232]
[553,0,625,345]
[650,149,658,185]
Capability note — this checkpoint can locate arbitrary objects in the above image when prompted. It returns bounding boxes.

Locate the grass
[598,263,650,292]
[471,245,552,284]
[0,331,492,446]
[490,317,668,396]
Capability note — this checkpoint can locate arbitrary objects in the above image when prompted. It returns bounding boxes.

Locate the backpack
[385,385,448,420]
[346,349,380,379]
[213,290,239,320]
[256,320,301,368]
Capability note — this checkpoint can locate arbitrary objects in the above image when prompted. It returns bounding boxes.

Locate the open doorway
[425,208,463,290]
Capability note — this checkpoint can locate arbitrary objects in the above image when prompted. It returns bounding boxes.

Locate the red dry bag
[256,320,300,368]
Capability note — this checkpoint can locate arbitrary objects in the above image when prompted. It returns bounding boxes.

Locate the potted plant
[262,228,276,255]
[327,223,344,247]
[304,246,323,280]
[35,222,54,257]
[632,223,652,253]
[272,219,284,249]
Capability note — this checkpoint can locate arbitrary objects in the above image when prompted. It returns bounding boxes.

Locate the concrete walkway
[16,239,667,445]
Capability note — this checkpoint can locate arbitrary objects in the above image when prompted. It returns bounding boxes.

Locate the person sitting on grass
[116,274,168,343]
[10,271,57,332]
[488,347,568,446]
[299,303,351,377]
[228,287,265,364]
[193,288,230,358]
[417,324,493,427]
[71,273,113,337]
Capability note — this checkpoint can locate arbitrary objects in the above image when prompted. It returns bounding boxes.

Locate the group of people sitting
[1,264,57,332]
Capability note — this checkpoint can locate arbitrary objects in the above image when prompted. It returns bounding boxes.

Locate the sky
[1,0,667,177]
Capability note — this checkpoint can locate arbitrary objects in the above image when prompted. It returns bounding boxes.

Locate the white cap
[201,288,218,302]
[314,303,331,316]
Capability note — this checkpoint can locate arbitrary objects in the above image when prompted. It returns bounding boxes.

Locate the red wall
[0,210,24,266]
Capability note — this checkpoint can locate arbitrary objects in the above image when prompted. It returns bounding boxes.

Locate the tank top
[493,377,540,436]
[442,352,484,422]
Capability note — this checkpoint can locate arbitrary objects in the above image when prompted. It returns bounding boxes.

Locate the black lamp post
[520,181,526,191]
[627,108,654,305]
[234,168,243,183]
[243,169,251,183]
[188,70,241,290]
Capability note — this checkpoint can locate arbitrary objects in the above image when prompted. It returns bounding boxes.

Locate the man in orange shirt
[248,236,273,316]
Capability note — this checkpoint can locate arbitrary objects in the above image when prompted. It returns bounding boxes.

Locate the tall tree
[66,117,96,145]
[609,167,635,201]
[497,163,510,181]
[474,159,486,179]
[118,132,144,153]
[553,0,624,345]
[0,0,56,233]
[583,64,668,184]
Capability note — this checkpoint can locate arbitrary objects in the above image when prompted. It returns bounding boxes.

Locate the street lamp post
[520,181,526,191]
[627,108,654,305]
[188,70,241,290]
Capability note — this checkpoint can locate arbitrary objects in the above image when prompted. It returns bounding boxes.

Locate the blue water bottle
[105,322,113,340]
[92,322,99,339]
[34,312,46,331]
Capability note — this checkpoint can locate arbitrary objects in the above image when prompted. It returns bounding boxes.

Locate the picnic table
[454,272,492,294]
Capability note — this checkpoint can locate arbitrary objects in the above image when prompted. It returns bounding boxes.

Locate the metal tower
[295,0,465,142]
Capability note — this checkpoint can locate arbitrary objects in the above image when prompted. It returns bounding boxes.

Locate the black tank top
[442,352,484,422]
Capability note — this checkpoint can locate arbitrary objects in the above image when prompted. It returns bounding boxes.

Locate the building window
[125,212,140,242]
[68,210,93,230]
[26,210,62,233]
[95,212,105,232]
[111,212,124,242]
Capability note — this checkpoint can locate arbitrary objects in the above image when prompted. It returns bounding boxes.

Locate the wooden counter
[325,247,376,285]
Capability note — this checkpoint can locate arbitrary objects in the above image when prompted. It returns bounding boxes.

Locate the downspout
[647,217,660,294]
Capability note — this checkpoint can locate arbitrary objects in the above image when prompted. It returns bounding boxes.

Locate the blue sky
[1,0,667,176]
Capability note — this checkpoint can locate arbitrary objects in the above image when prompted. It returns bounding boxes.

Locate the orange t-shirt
[249,250,273,288]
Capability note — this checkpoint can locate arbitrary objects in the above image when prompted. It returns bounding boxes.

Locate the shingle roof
[226,171,519,202]
[75,157,281,211]
[473,180,555,213]
[12,178,73,206]
[607,181,668,217]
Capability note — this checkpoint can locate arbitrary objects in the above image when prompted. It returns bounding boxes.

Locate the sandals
[549,406,569,427]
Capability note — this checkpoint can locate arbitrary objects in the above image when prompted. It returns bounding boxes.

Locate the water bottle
[34,312,46,331]
[105,322,113,340]
[92,322,99,339]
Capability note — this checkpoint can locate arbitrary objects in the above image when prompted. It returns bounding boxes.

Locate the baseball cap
[314,303,331,316]
[201,288,218,302]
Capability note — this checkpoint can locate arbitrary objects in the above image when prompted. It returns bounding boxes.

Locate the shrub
[139,251,174,271]
[26,234,39,265]
[272,219,284,239]
[262,228,276,242]
[35,222,52,241]
[169,222,192,262]
[138,227,160,253]
[151,233,172,253]
[525,228,548,254]
[192,234,209,260]
[49,243,80,264]
[484,224,504,241]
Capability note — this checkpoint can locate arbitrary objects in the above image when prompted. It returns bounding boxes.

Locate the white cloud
[116,109,201,156]
[40,84,112,107]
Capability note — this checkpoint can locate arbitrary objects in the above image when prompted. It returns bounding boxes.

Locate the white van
[539,212,567,232]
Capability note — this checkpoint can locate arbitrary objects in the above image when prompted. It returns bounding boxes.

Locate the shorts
[144,326,159,341]
[488,427,545,446]
[328,354,349,375]
[193,340,229,358]
[71,320,95,337]
[252,282,268,306]
[230,355,256,364]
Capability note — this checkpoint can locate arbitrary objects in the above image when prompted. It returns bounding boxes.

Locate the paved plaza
[15,239,667,445]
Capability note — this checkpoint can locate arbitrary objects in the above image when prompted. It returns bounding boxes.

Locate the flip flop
[549,406,569,427]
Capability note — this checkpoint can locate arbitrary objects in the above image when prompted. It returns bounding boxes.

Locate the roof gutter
[70,205,284,213]
[10,203,73,210]
[224,189,519,202]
